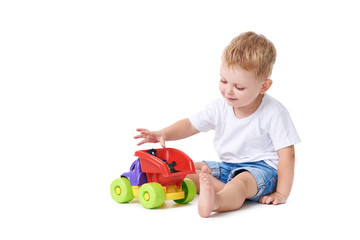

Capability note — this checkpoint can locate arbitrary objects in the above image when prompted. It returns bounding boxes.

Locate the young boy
[134,32,300,218]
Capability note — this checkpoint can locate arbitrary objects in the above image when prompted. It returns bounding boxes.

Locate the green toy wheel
[139,182,165,209]
[110,178,134,203]
[174,179,197,204]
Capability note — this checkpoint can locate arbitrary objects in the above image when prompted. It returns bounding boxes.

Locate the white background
[1,0,359,239]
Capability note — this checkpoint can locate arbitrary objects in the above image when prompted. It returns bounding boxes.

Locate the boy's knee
[194,162,212,174]
[231,171,258,197]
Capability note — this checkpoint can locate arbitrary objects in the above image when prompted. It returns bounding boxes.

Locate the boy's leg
[198,166,258,218]
[186,162,225,193]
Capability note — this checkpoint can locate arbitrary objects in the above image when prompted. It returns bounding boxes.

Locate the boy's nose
[225,86,234,96]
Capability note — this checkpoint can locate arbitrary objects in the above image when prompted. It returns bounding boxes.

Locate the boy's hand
[259,192,287,205]
[134,128,166,148]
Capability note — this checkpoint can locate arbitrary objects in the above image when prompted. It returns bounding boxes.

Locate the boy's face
[219,65,266,109]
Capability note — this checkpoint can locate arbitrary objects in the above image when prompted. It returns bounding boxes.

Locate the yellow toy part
[131,184,184,201]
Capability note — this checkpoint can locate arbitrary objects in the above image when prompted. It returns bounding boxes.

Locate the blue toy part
[121,158,148,186]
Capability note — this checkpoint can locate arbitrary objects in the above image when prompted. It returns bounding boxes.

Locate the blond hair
[222,31,277,80]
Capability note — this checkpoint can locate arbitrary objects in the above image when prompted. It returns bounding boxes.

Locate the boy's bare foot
[198,166,216,218]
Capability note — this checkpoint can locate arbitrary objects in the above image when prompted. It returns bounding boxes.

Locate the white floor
[1,143,358,239]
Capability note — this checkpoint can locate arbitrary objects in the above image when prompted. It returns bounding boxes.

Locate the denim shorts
[204,160,278,201]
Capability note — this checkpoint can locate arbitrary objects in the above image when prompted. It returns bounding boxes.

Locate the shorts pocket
[267,175,278,194]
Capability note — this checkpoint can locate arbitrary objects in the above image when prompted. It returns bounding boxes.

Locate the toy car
[110,148,197,209]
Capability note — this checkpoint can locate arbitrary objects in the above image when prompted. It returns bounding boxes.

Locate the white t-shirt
[189,94,300,169]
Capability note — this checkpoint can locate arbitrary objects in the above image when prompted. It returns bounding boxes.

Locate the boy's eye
[220,79,227,84]
[236,87,245,91]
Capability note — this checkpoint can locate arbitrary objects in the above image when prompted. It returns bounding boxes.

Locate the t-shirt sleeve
[188,100,218,132]
[268,110,301,151]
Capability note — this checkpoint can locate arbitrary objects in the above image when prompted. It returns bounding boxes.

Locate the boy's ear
[260,79,272,94]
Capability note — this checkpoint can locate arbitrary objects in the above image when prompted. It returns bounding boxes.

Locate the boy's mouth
[226,97,238,101]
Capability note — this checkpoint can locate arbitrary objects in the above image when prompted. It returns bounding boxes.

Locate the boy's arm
[161,118,200,141]
[134,118,199,147]
[259,145,295,205]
